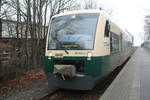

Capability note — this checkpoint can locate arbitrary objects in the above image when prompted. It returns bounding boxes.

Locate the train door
[110,31,121,67]
[104,20,110,52]
[110,32,112,52]
[119,33,123,64]
[120,33,123,52]
[110,32,119,53]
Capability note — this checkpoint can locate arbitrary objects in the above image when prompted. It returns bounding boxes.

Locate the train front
[45,12,100,90]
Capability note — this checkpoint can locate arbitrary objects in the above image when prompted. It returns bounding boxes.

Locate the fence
[0,38,45,81]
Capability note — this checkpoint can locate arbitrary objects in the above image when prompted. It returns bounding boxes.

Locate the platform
[99,48,150,100]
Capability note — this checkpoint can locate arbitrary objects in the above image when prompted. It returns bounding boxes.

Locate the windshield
[48,13,99,50]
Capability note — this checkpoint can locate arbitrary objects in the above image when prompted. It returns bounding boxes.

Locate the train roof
[52,10,133,39]
[52,10,102,17]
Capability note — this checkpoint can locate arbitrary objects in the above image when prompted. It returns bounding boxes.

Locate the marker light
[49,52,52,56]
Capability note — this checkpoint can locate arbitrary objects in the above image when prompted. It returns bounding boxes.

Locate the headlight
[87,52,92,57]
[87,52,92,60]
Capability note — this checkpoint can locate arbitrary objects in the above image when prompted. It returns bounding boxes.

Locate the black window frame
[47,13,100,50]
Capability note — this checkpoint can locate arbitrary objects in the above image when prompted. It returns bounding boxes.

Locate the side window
[110,32,119,53]
[104,20,110,37]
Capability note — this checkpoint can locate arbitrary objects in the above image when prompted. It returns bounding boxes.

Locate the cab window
[104,20,110,37]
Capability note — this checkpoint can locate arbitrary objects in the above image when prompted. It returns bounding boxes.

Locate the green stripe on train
[44,54,119,77]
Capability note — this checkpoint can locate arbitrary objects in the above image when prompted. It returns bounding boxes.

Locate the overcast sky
[96,0,150,46]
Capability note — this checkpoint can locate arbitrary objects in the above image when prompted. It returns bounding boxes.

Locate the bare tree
[80,0,113,15]
[0,0,8,38]
[1,0,80,70]
[83,0,97,9]
[144,15,150,40]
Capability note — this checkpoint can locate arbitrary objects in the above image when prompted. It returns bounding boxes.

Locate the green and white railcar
[45,10,133,90]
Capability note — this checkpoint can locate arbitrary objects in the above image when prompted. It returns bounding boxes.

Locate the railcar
[44,10,134,90]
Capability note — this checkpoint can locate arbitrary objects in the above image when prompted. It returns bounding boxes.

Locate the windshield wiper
[51,35,69,54]
[64,50,69,54]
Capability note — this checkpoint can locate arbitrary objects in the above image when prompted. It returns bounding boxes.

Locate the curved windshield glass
[48,13,99,50]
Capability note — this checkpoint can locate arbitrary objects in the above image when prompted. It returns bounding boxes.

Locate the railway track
[38,88,59,100]
[39,58,130,100]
